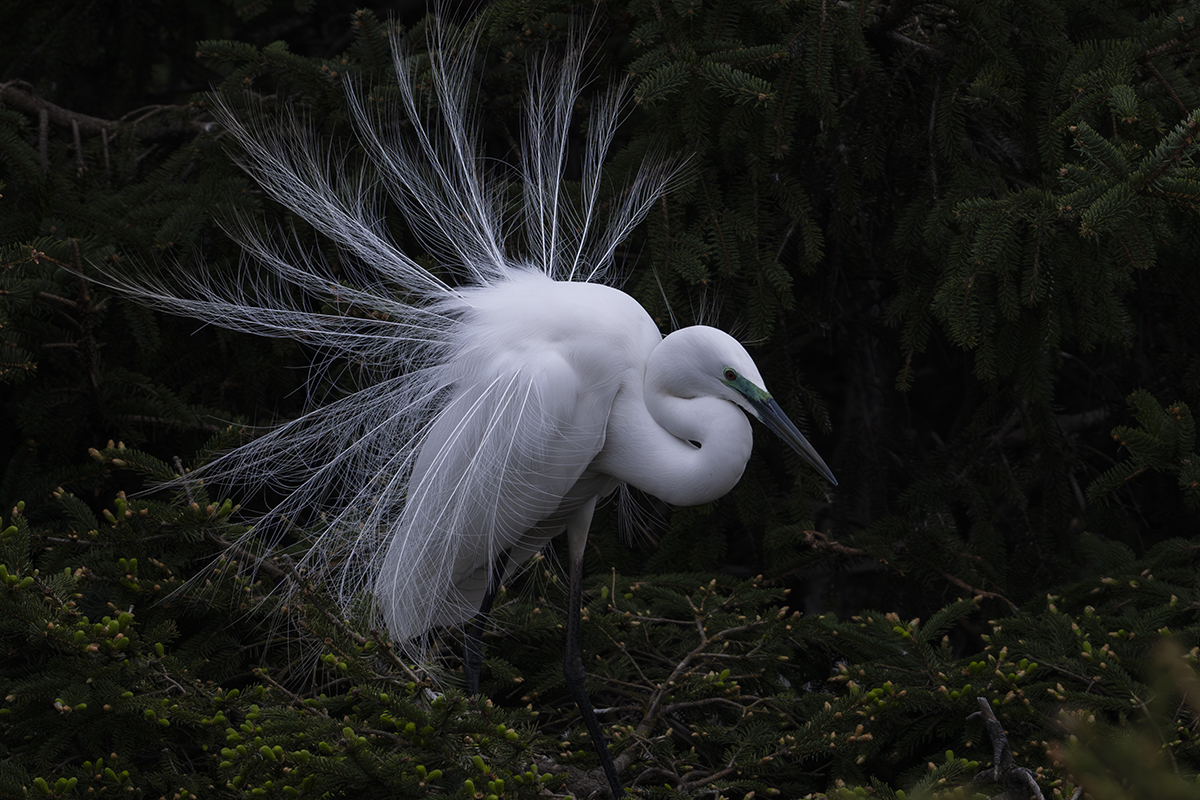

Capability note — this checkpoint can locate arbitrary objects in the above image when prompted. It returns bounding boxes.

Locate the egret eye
[723,368,737,382]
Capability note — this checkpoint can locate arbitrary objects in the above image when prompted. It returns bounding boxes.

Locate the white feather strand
[91,17,679,659]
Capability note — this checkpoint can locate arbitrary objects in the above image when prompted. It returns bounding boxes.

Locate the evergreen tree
[2,1,1199,796]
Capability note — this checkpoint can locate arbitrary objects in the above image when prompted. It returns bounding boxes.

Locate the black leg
[464,556,506,696]
[464,593,494,696]
[564,554,624,797]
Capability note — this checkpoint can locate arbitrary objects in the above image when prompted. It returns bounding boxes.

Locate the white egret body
[377,271,810,640]
[100,16,835,798]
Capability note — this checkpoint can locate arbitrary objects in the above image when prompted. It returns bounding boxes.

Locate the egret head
[655,326,838,486]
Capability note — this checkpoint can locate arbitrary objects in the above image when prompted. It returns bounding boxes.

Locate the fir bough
[4,1,1200,796]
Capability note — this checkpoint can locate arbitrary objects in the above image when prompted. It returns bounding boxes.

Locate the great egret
[106,14,836,798]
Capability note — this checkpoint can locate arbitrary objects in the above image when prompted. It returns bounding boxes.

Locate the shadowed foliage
[2,0,1199,797]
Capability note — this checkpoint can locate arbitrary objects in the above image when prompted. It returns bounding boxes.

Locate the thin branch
[935,568,1018,611]
[1142,60,1189,117]
[970,697,1046,800]
[802,529,868,556]
[1,81,211,140]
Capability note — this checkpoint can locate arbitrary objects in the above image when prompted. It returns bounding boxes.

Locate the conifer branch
[1141,60,1189,116]
[1142,27,1200,60]
[936,569,1018,611]
[0,81,209,139]
[801,529,867,556]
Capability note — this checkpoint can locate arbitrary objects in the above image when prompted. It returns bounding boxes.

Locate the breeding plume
[110,16,836,797]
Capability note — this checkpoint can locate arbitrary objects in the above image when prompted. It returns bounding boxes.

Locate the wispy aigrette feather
[103,14,680,656]
[96,15,840,797]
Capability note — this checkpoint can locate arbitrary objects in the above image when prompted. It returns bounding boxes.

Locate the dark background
[2,1,1199,797]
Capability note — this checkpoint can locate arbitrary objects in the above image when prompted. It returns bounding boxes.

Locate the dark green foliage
[1059,642,1200,800]
[0,459,557,799]
[5,465,1198,796]
[1088,390,1200,510]
[5,0,1200,797]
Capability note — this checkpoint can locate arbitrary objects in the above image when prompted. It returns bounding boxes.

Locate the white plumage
[100,24,838,793]
[103,16,836,794]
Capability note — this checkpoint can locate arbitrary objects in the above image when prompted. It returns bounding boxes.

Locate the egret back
[374,274,658,641]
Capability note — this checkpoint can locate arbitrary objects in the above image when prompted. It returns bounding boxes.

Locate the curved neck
[639,391,752,505]
[597,335,754,506]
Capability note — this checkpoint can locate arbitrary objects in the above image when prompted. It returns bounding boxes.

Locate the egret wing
[374,351,612,646]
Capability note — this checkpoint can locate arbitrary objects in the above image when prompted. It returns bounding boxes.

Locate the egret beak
[750,396,838,486]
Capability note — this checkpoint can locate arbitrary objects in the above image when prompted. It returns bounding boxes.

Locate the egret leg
[563,498,624,797]
[464,591,495,696]
[465,557,507,696]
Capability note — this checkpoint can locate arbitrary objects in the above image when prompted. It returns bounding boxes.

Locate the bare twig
[970,697,1046,800]
[801,529,868,556]
[935,569,1018,611]
[71,119,84,174]
[1,81,211,140]
[38,107,48,172]
[1142,60,1190,117]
